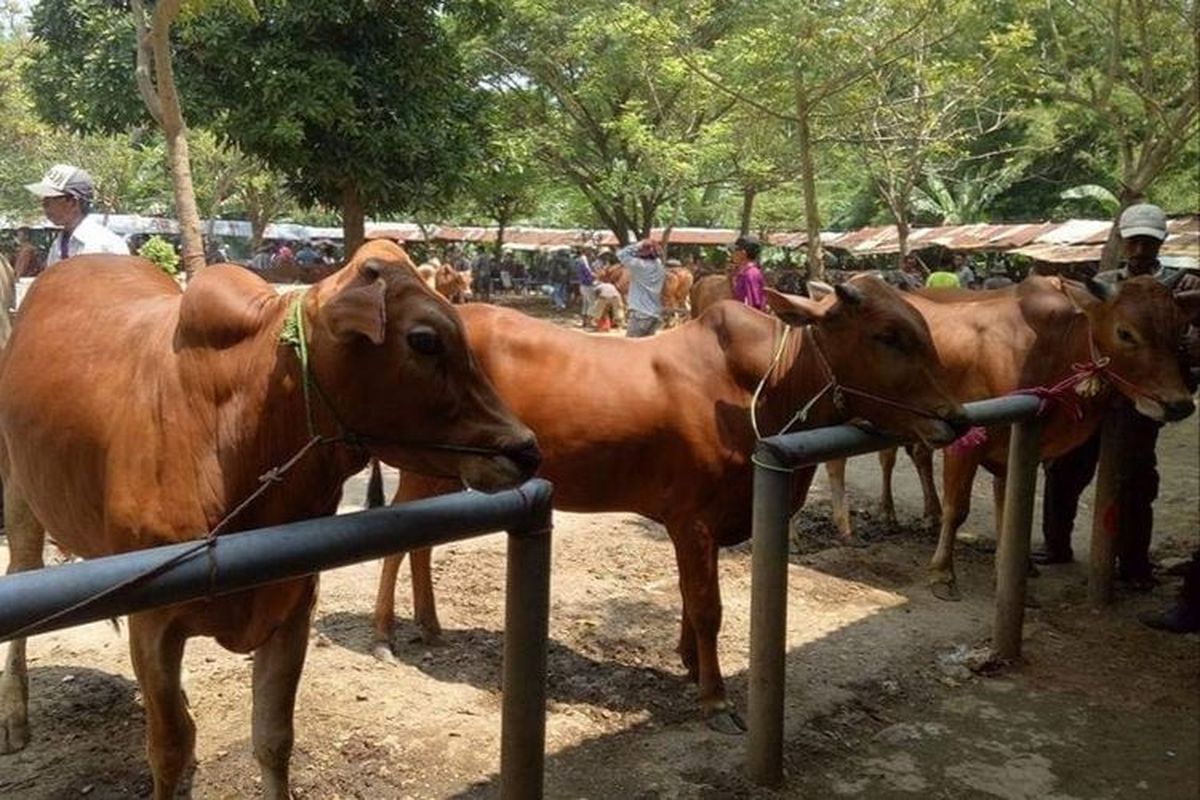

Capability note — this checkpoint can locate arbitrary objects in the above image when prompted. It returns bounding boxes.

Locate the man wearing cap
[730,235,766,311]
[1037,203,1200,589]
[25,164,128,267]
[617,238,666,338]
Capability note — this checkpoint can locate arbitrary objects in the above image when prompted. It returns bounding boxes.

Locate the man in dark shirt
[1037,204,1200,590]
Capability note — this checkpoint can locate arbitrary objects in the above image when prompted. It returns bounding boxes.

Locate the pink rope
[947,356,1111,455]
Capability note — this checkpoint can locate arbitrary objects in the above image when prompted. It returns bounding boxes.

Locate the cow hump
[177,265,279,348]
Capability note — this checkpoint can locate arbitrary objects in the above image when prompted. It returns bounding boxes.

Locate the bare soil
[2,294,1197,799]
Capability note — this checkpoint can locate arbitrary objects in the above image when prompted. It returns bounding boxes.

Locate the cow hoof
[407,631,445,647]
[929,579,962,602]
[705,708,747,736]
[371,641,398,665]
[0,710,29,754]
[921,515,940,532]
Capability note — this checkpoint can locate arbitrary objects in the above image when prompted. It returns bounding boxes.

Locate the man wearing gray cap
[1038,203,1200,591]
[25,164,129,267]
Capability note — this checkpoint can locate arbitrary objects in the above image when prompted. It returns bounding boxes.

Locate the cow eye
[406,328,444,356]
[1116,327,1137,345]
[874,330,904,350]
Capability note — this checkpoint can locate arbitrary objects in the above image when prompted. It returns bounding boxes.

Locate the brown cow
[373,277,967,732]
[0,241,538,798]
[690,273,732,318]
[661,267,694,325]
[821,277,1199,598]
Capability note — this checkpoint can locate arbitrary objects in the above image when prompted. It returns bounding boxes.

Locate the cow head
[1063,276,1198,422]
[765,275,965,446]
[306,240,539,490]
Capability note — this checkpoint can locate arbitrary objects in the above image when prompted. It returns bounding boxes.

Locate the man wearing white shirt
[25,164,128,267]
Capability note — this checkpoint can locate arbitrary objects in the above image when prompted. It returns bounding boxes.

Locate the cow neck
[752,318,951,440]
[750,321,846,439]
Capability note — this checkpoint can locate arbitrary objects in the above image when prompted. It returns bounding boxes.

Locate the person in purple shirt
[730,235,765,310]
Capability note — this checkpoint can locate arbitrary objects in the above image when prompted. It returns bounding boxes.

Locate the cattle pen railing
[745,394,1124,787]
[0,478,554,800]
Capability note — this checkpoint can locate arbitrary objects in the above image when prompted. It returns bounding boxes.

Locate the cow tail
[366,457,386,509]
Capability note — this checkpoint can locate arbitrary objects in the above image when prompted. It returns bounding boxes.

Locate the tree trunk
[795,74,823,280]
[739,186,756,236]
[1099,187,1144,272]
[342,183,365,256]
[140,1,204,276]
[494,214,510,259]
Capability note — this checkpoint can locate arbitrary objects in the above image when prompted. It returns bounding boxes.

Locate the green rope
[280,289,317,438]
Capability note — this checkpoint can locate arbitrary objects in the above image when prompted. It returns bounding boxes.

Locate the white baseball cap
[25,164,95,200]
[1118,203,1168,241]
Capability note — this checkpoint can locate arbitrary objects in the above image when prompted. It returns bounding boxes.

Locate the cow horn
[834,282,864,307]
[806,280,835,301]
[1086,277,1117,301]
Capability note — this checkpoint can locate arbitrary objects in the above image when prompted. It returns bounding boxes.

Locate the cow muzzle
[461,432,541,492]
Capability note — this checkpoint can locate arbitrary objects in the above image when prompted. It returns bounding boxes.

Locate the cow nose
[502,438,542,476]
[1163,398,1196,423]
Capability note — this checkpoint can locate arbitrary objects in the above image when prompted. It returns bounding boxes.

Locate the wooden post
[992,417,1043,660]
[747,455,792,787]
[1089,414,1123,607]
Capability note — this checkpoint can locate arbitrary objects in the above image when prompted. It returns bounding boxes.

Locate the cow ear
[1176,290,1200,325]
[806,280,834,301]
[765,288,826,326]
[322,270,387,345]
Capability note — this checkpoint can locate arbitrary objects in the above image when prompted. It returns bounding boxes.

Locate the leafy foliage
[177,1,486,221]
[137,233,179,275]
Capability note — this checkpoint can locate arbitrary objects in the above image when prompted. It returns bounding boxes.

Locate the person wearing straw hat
[25,164,128,267]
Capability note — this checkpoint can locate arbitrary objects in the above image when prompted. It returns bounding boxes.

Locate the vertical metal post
[747,452,793,787]
[500,525,552,800]
[1089,414,1122,607]
[992,417,1043,660]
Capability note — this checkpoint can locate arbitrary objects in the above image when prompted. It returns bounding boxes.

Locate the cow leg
[128,612,195,799]
[910,444,942,531]
[0,485,44,753]
[677,608,699,682]
[410,547,443,645]
[878,448,899,529]
[927,451,980,601]
[251,579,316,800]
[372,553,406,663]
[671,525,743,734]
[825,459,854,542]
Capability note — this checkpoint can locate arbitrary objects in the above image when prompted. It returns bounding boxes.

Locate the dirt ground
[1,294,1197,800]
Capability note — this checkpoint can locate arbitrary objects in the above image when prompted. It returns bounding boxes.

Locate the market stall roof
[432,226,495,243]
[365,222,425,242]
[1010,215,1200,267]
[651,227,739,246]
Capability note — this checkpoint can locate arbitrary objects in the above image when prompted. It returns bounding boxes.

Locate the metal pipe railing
[747,396,1042,787]
[0,478,553,800]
